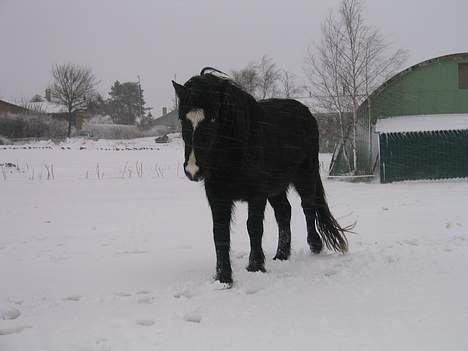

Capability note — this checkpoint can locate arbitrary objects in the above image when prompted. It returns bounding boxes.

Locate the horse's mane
[184,67,252,102]
[200,67,228,77]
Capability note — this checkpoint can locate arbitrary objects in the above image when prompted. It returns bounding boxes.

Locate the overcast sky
[1,0,467,115]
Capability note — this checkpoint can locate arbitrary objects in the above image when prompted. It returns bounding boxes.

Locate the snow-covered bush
[86,114,113,125]
[0,112,68,139]
[0,136,12,145]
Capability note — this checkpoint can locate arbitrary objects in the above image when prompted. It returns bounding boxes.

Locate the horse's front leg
[246,197,267,272]
[209,199,234,285]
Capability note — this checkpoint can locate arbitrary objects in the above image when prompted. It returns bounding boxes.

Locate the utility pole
[174,73,178,110]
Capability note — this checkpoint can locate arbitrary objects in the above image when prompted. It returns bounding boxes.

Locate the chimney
[162,107,167,116]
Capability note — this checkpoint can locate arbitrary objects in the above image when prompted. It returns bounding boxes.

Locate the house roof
[0,98,28,112]
[153,109,179,127]
[375,113,468,133]
[366,52,468,109]
[0,97,67,114]
[28,101,67,114]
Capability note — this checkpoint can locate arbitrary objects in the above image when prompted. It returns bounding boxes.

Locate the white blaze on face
[185,109,205,177]
[186,109,205,130]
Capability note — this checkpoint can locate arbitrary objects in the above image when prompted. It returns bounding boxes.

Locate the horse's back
[259,98,311,116]
[258,98,318,153]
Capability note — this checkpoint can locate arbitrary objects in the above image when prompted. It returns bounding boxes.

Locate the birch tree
[306,0,407,172]
[279,70,305,98]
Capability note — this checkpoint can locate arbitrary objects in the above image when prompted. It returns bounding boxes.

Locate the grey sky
[1,0,467,115]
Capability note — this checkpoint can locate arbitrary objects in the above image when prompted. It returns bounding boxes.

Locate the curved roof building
[330,52,468,182]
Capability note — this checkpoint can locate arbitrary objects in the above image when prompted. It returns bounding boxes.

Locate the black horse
[172,68,349,286]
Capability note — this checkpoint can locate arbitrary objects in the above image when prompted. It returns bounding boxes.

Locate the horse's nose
[185,150,201,181]
[185,161,199,176]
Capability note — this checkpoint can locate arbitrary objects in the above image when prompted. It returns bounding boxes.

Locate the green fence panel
[380,130,468,183]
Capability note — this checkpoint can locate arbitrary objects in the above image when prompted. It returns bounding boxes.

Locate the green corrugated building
[330,52,468,183]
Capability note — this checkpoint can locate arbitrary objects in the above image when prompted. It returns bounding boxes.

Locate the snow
[1,137,468,350]
[28,101,68,114]
[375,113,468,133]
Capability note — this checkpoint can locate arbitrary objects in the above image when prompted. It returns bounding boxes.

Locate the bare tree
[306,13,354,171]
[50,63,99,137]
[305,0,407,172]
[231,63,259,97]
[279,70,305,98]
[256,55,281,99]
[231,56,281,100]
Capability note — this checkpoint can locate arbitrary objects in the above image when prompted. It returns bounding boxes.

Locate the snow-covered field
[1,137,467,350]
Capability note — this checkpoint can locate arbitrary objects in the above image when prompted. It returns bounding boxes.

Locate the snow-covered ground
[1,137,467,350]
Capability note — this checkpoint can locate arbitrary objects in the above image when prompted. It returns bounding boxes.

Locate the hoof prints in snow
[323,269,339,277]
[0,325,32,336]
[183,310,202,323]
[173,289,194,299]
[136,290,152,295]
[403,239,420,246]
[243,286,263,295]
[136,319,155,327]
[0,306,21,320]
[136,296,155,304]
[63,295,81,302]
[114,250,150,257]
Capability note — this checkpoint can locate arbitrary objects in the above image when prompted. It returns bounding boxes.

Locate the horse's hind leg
[246,197,267,272]
[293,165,323,254]
[268,192,292,260]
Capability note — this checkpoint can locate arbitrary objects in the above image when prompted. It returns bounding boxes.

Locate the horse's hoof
[215,270,233,285]
[273,251,290,261]
[212,280,233,290]
[246,262,266,273]
[309,243,323,254]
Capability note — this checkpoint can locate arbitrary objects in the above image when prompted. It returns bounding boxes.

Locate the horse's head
[172,75,224,182]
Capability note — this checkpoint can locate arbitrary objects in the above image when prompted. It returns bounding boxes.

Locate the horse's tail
[314,175,351,254]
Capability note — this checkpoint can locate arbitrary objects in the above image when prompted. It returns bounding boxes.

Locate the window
[458,63,468,89]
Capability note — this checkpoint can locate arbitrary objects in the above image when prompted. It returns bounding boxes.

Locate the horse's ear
[172,81,188,100]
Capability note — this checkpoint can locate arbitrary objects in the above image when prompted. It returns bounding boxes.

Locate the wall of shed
[0,100,28,114]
